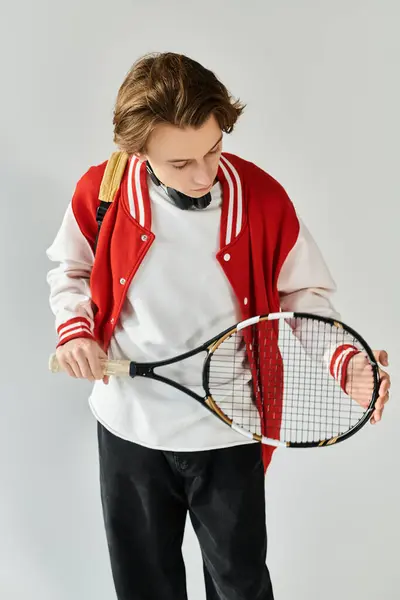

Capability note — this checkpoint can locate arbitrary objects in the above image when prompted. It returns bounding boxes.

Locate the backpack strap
[94,150,129,254]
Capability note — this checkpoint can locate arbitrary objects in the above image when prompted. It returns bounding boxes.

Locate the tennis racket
[49,312,380,448]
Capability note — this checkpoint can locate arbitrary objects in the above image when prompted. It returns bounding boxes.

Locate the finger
[381,371,390,386]
[82,346,107,380]
[378,373,391,403]
[374,390,388,412]
[371,406,384,424]
[73,349,96,380]
[62,361,78,379]
[378,389,390,407]
[56,355,75,377]
[103,375,109,385]
[85,352,106,380]
[64,355,84,378]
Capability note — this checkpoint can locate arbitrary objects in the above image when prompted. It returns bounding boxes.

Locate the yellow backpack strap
[99,150,129,203]
[94,151,129,253]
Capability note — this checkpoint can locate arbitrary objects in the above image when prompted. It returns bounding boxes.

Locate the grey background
[1,1,399,598]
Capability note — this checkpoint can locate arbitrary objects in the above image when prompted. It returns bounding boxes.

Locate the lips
[193,185,211,193]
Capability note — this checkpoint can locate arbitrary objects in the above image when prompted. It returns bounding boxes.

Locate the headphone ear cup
[193,193,212,209]
[166,188,193,210]
[146,160,212,210]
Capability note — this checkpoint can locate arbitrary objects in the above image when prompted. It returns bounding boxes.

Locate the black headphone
[146,161,212,210]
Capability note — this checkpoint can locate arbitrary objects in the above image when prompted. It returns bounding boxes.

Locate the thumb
[373,350,389,366]
[98,345,109,384]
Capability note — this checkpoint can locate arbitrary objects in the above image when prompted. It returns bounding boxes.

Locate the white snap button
[120,278,126,285]
[110,318,115,324]
[141,234,148,242]
[244,297,248,305]
[223,253,231,261]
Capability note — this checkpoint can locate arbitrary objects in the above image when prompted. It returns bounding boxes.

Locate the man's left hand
[370,350,391,424]
[346,350,390,424]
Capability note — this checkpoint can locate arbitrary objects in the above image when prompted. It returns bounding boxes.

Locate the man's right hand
[55,338,109,384]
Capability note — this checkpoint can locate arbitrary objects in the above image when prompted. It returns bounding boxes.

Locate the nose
[192,163,214,188]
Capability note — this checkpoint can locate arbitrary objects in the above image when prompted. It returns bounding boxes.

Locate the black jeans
[97,421,274,600]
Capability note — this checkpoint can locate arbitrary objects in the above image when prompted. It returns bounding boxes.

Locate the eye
[172,146,221,170]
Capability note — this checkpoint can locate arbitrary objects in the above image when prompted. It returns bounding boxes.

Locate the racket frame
[49,312,380,448]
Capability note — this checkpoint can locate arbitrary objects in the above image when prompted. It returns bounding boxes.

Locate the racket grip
[48,354,132,377]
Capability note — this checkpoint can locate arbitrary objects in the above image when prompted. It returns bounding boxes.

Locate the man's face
[138,114,223,197]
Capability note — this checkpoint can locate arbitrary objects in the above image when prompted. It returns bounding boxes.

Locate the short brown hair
[113,52,246,155]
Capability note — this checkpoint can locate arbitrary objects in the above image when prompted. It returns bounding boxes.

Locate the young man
[46,52,390,600]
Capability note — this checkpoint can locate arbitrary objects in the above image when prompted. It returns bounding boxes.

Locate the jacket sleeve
[46,167,102,348]
[278,217,340,319]
[278,217,359,393]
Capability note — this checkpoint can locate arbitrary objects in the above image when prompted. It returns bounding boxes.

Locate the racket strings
[207,317,375,444]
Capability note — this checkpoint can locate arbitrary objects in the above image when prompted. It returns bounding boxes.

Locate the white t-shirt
[89,178,258,449]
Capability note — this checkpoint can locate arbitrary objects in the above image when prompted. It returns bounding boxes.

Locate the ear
[135,146,150,160]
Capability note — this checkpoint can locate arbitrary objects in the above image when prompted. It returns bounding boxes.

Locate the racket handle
[48,354,132,377]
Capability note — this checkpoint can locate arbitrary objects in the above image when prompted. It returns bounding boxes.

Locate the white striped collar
[218,154,244,247]
[126,156,152,230]
[124,153,245,246]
